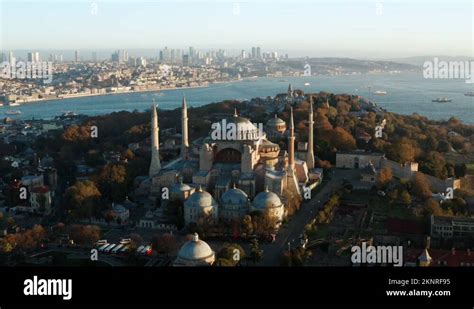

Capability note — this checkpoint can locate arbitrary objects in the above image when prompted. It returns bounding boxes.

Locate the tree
[216,243,245,266]
[390,140,416,163]
[2,225,46,253]
[377,167,393,188]
[151,233,177,256]
[412,173,432,200]
[424,199,444,216]
[94,163,128,202]
[280,247,310,266]
[129,233,144,252]
[69,225,101,246]
[330,127,356,151]
[63,180,102,220]
[420,151,448,179]
[250,238,263,263]
[241,215,254,236]
[398,190,412,206]
[251,212,278,235]
[104,210,114,227]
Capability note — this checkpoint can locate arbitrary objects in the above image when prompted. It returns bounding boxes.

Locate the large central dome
[224,113,261,141]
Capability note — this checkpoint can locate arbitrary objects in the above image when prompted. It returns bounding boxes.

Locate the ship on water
[464,92,474,97]
[5,110,22,115]
[373,90,387,95]
[432,97,452,103]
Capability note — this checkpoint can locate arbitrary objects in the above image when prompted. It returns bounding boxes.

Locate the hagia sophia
[142,85,322,231]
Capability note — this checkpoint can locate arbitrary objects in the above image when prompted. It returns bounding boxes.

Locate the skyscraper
[251,47,256,59]
[256,47,261,60]
[189,46,195,62]
[149,104,161,177]
[8,51,16,68]
[27,52,40,62]
[74,50,80,62]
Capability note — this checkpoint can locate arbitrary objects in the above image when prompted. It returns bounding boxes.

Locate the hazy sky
[1,0,473,58]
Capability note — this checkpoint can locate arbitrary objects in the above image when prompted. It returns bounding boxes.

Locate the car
[120,238,131,245]
[95,239,108,247]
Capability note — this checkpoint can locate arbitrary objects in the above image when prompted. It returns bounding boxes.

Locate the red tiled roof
[406,248,474,266]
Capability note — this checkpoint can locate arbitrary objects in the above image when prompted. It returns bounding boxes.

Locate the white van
[98,243,110,252]
[112,244,124,254]
[96,239,108,247]
[135,245,145,254]
[104,244,117,254]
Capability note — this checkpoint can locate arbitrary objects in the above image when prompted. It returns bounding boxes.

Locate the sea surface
[2,72,473,124]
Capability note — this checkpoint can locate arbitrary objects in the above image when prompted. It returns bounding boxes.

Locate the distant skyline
[1,0,473,58]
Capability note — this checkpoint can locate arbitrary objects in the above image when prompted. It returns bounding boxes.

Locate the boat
[464,92,474,97]
[0,103,3,107]
[304,82,310,86]
[432,97,452,103]
[61,111,78,117]
[8,103,20,106]
[373,90,387,95]
[5,110,21,115]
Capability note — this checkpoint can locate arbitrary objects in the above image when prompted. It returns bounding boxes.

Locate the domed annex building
[251,187,285,224]
[219,184,250,222]
[143,86,322,230]
[184,186,218,225]
[174,233,215,266]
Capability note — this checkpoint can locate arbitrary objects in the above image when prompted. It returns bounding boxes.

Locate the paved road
[30,248,124,266]
[258,168,360,266]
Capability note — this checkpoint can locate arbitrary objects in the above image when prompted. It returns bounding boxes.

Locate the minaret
[307,98,315,169]
[287,83,293,98]
[288,107,295,171]
[283,107,300,197]
[149,103,161,177]
[181,95,189,159]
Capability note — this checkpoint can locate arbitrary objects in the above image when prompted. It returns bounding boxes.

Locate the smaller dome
[171,181,192,193]
[267,114,286,126]
[176,233,215,265]
[221,186,249,205]
[122,196,137,209]
[112,204,127,213]
[185,187,217,209]
[252,188,283,210]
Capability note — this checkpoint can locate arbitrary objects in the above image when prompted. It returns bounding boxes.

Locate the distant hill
[280,57,417,74]
[387,55,474,66]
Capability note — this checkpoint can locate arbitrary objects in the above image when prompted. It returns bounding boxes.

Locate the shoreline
[1,82,218,107]
[1,71,418,107]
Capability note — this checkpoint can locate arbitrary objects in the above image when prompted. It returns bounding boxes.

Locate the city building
[430,215,474,239]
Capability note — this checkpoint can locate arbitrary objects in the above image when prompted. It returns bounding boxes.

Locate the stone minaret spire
[149,103,161,177]
[181,95,189,159]
[307,98,315,169]
[288,107,295,171]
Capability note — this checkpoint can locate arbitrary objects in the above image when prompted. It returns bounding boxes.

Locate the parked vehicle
[95,239,108,247]
[111,244,124,254]
[103,244,117,254]
[120,238,131,245]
